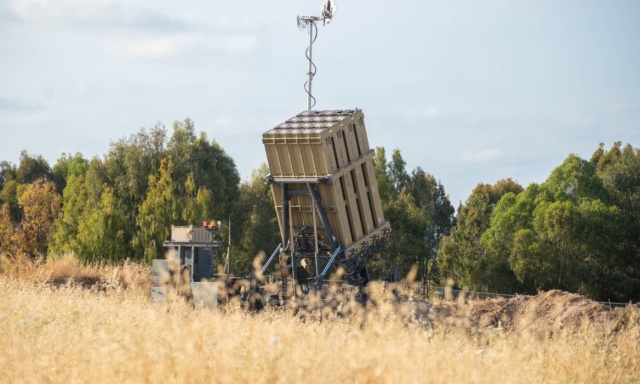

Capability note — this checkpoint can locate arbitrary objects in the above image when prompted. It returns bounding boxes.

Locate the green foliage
[373,147,392,202]
[437,179,523,292]
[389,148,409,195]
[0,161,16,192]
[76,185,128,263]
[229,163,280,274]
[379,190,429,275]
[592,142,640,299]
[475,152,637,301]
[372,147,455,284]
[52,152,89,194]
[44,118,239,263]
[136,158,181,262]
[0,180,21,222]
[50,173,89,256]
[16,150,52,185]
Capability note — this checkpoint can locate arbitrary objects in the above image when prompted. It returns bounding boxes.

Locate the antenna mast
[297,0,337,111]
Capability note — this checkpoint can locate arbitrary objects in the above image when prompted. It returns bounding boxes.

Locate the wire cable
[302,20,319,109]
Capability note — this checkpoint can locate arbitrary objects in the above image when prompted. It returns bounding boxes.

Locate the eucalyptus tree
[437,179,523,292]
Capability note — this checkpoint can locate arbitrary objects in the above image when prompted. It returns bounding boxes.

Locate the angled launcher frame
[261,109,391,295]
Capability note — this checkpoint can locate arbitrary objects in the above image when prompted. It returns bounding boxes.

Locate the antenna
[297,0,338,111]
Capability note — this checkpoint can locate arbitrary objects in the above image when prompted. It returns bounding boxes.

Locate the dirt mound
[465,290,617,338]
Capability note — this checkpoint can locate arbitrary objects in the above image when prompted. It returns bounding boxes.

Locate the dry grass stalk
[0,256,638,383]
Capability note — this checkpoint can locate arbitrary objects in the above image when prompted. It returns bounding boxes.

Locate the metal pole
[281,183,290,247]
[226,218,232,275]
[313,197,319,277]
[307,21,314,111]
[318,246,343,282]
[261,243,283,275]
[289,203,297,299]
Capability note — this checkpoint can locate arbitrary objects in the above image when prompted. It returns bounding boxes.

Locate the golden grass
[0,257,639,383]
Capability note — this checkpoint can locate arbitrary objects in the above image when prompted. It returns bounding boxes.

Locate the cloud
[104,34,258,58]
[460,148,505,163]
[214,117,231,128]
[0,97,41,112]
[104,36,199,59]
[0,111,49,126]
[606,102,639,115]
[6,0,260,33]
[221,36,258,54]
[557,116,595,129]
[404,104,447,119]
[7,0,189,31]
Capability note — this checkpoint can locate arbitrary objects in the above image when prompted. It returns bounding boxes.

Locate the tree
[389,148,409,196]
[407,167,455,285]
[373,147,392,202]
[0,180,22,222]
[0,161,16,192]
[0,204,17,256]
[437,179,523,291]
[76,185,128,263]
[136,158,182,262]
[371,147,455,282]
[375,190,428,276]
[17,179,62,258]
[52,152,89,194]
[49,173,89,256]
[481,155,634,301]
[591,142,640,299]
[16,150,52,184]
[191,136,240,219]
[230,163,280,274]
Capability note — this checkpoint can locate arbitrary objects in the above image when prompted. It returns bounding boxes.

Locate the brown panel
[313,145,328,175]
[270,184,285,243]
[276,144,292,177]
[332,129,349,168]
[323,134,338,174]
[344,122,361,160]
[335,178,350,245]
[353,111,371,153]
[343,171,364,241]
[264,145,282,177]
[354,164,374,233]
[301,144,317,176]
[289,144,303,176]
[363,158,386,226]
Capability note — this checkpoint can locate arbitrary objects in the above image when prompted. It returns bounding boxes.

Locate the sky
[0,0,639,207]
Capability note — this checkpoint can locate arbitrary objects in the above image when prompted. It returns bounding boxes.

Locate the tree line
[0,119,278,272]
[0,120,638,301]
[438,142,640,302]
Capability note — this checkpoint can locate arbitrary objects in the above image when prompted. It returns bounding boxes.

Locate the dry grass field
[1,254,639,383]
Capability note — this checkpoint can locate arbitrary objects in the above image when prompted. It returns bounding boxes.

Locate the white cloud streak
[404,104,447,119]
[606,101,639,115]
[104,35,258,58]
[460,148,505,163]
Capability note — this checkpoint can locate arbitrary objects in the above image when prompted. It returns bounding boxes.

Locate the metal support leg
[315,246,343,287]
[282,184,290,248]
[291,252,298,299]
[261,243,282,275]
[307,183,339,251]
